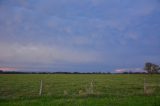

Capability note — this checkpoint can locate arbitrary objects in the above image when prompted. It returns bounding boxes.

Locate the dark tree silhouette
[144,62,160,74]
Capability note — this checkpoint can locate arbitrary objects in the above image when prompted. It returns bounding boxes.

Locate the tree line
[0,70,111,74]
[0,62,159,74]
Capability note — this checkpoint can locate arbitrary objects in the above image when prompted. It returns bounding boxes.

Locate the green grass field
[0,74,160,106]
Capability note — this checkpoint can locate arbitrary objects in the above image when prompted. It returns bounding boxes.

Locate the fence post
[144,78,147,95]
[90,80,94,94]
[39,80,43,96]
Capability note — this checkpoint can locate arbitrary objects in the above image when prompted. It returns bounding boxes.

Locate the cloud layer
[0,0,160,72]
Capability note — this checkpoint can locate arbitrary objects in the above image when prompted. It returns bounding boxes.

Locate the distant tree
[122,72,129,74]
[107,72,111,74]
[0,70,3,73]
[144,62,160,74]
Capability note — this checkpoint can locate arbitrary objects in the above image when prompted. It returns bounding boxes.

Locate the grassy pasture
[0,74,160,106]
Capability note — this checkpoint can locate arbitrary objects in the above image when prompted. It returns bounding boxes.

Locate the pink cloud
[115,69,126,73]
[0,67,17,71]
[115,68,145,73]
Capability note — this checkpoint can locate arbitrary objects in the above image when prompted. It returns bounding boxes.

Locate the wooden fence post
[90,80,94,94]
[144,78,147,95]
[39,80,43,96]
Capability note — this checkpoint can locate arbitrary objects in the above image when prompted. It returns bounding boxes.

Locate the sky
[0,0,160,72]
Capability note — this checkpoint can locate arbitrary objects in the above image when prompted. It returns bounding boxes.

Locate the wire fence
[0,75,160,99]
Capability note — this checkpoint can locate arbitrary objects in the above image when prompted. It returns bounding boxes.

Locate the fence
[0,74,160,99]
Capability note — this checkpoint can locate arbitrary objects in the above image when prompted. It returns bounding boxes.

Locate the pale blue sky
[0,0,160,72]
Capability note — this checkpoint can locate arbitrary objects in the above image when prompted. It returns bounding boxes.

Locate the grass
[0,74,160,106]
